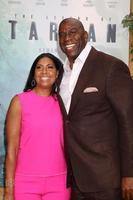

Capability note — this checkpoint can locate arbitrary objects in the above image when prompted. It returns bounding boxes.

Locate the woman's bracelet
[5,179,14,187]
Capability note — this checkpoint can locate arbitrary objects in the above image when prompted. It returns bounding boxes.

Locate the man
[58,17,133,200]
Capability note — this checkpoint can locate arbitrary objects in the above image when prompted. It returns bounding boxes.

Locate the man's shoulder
[90,46,125,65]
[91,47,123,62]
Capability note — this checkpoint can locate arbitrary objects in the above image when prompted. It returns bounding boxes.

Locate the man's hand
[122,177,133,200]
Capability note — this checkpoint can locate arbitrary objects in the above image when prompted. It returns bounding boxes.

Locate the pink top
[15,90,67,177]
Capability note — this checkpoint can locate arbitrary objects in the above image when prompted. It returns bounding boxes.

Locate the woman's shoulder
[12,91,33,106]
[17,90,32,98]
[8,94,21,112]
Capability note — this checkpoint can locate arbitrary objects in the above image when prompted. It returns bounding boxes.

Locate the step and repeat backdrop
[0,0,130,187]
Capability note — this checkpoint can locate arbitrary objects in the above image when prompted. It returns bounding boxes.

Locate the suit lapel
[57,93,68,118]
[68,47,98,116]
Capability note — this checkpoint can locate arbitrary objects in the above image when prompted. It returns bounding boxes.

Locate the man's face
[58,20,88,62]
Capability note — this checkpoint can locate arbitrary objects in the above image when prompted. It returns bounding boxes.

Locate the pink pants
[14,174,71,200]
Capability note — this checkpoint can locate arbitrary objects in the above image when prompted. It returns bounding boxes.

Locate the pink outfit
[15,174,70,200]
[14,90,70,200]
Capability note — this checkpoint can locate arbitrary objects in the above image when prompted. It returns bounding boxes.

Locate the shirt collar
[63,43,92,72]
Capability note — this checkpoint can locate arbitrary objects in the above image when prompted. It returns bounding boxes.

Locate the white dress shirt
[60,43,92,113]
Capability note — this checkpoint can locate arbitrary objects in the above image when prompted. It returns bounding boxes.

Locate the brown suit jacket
[58,47,133,192]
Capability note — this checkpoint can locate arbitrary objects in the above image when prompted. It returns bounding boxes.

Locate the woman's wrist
[5,179,14,188]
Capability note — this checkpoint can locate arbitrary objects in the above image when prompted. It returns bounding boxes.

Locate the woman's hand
[4,188,14,200]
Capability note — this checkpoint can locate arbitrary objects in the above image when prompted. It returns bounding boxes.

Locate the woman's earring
[31,79,36,87]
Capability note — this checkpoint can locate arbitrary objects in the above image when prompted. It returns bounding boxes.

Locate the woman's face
[34,57,58,90]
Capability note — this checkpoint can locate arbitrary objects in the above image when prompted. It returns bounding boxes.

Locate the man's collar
[77,43,92,63]
[63,43,92,71]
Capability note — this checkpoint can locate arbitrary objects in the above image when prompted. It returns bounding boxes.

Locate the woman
[4,53,71,200]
